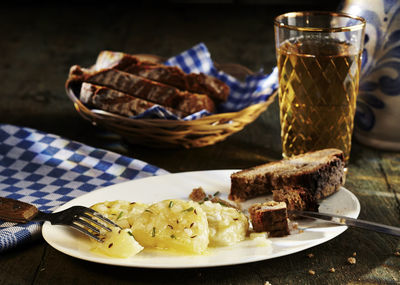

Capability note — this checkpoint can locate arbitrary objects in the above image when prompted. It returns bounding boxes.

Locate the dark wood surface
[1,2,399,285]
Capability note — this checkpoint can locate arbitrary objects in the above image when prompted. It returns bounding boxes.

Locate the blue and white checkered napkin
[0,124,168,252]
[134,42,279,120]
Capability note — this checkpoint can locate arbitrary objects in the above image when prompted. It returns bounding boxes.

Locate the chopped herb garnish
[190,222,194,228]
[145,209,153,214]
[182,207,194,213]
[117,211,124,220]
[213,191,220,197]
[194,209,197,215]
[190,235,197,238]
[170,234,176,239]
[108,243,113,248]
[152,227,156,237]
[127,231,135,239]
[167,224,174,229]
[204,197,209,201]
[168,201,174,208]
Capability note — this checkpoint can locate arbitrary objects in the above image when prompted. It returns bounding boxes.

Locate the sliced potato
[200,201,249,247]
[249,232,271,247]
[90,200,148,229]
[131,199,209,254]
[91,227,143,258]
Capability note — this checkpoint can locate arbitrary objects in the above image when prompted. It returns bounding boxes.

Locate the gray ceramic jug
[341,0,400,150]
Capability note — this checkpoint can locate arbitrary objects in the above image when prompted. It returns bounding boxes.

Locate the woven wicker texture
[66,57,276,148]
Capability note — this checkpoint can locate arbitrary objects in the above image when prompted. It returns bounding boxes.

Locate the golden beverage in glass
[274,12,366,163]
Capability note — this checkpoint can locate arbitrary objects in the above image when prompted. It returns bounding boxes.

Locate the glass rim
[274,11,366,32]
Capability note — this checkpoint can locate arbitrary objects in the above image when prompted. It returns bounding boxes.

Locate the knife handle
[0,197,39,223]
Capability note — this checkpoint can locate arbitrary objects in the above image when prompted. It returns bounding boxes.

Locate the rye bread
[248,201,290,237]
[80,82,188,118]
[272,187,319,216]
[68,65,216,115]
[229,148,345,202]
[95,50,230,103]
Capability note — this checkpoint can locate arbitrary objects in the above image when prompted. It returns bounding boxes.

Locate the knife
[289,210,400,237]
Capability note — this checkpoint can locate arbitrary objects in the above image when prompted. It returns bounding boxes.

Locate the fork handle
[0,197,39,223]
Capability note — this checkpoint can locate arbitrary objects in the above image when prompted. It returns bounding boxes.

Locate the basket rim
[65,55,278,148]
[65,58,277,126]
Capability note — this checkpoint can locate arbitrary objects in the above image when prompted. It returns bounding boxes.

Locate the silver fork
[0,197,120,242]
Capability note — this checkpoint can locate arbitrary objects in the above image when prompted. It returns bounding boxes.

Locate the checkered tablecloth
[134,42,279,120]
[0,124,168,252]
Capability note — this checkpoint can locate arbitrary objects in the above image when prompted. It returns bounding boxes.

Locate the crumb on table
[347,257,356,264]
[308,269,315,275]
[329,267,335,273]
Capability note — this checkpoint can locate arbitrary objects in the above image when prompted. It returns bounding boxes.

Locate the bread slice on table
[94,50,230,103]
[249,201,290,237]
[80,82,188,118]
[68,65,216,115]
[229,148,345,202]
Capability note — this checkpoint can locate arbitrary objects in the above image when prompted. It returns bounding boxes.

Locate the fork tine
[73,218,102,234]
[84,208,121,228]
[70,223,103,242]
[78,213,113,232]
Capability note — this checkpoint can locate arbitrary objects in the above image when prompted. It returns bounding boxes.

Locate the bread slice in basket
[229,148,345,202]
[80,82,188,118]
[94,50,230,103]
[68,65,216,116]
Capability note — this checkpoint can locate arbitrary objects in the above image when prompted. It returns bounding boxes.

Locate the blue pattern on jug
[345,0,400,131]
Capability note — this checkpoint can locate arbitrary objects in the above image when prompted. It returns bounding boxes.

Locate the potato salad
[89,198,253,258]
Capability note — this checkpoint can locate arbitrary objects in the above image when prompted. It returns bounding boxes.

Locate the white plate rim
[42,169,360,269]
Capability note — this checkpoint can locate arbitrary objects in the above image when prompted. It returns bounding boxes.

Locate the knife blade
[289,210,400,237]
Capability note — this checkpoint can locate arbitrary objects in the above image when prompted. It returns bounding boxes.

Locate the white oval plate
[42,170,360,268]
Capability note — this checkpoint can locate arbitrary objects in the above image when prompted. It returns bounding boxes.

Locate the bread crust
[80,82,188,118]
[229,149,345,201]
[249,202,290,237]
[69,65,216,115]
[95,51,230,103]
[272,187,319,217]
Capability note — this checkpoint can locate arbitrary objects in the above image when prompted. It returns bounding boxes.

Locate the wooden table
[1,3,399,284]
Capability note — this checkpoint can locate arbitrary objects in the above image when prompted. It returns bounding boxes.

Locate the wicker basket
[65,56,277,148]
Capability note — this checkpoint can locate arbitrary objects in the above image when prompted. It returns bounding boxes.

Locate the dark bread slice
[229,148,345,202]
[272,187,319,217]
[95,51,230,103]
[80,82,188,118]
[68,65,215,115]
[249,201,290,237]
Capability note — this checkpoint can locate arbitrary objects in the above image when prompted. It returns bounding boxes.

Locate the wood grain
[0,197,38,223]
[0,2,399,285]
